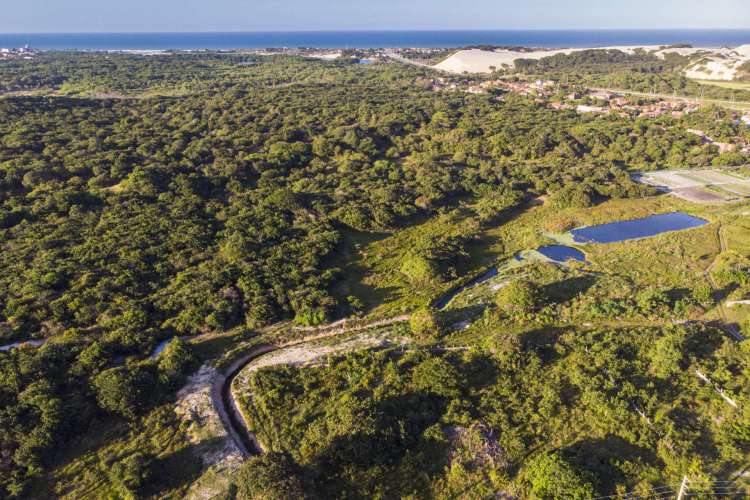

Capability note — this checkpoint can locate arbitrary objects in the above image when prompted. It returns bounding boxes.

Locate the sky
[7,0,750,33]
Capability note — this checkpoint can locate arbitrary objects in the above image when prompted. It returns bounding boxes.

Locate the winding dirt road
[706,223,744,341]
[210,315,410,457]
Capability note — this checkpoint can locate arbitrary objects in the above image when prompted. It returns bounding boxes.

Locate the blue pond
[150,338,173,359]
[571,212,708,244]
[538,245,586,263]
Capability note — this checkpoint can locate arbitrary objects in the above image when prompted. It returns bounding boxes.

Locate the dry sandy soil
[638,169,750,204]
[433,45,750,79]
[684,45,750,81]
[174,328,408,499]
[174,364,245,500]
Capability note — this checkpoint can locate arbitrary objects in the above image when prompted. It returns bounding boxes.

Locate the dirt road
[211,315,410,457]
[706,224,744,341]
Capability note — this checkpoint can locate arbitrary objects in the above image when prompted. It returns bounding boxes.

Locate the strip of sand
[433,44,750,76]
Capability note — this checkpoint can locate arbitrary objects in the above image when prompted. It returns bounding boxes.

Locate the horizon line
[2,27,750,35]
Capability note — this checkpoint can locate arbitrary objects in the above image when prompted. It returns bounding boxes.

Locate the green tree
[410,307,442,339]
[234,452,307,500]
[549,185,595,209]
[523,452,596,499]
[495,280,542,314]
[157,338,196,387]
[401,254,439,285]
[92,365,157,420]
[411,357,461,398]
[649,330,685,378]
[691,282,714,306]
[107,452,154,499]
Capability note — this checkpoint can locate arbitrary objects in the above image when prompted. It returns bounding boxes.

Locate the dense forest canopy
[0,52,748,498]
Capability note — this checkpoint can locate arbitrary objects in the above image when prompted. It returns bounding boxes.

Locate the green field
[695,80,750,91]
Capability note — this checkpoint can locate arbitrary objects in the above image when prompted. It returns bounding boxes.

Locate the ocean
[1,30,750,51]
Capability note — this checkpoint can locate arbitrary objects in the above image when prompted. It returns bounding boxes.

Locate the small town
[426,76,750,149]
[0,44,38,60]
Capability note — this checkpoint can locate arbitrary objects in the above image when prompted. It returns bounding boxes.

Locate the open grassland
[441,197,750,336]
[696,80,750,91]
[36,407,201,499]
[333,195,729,321]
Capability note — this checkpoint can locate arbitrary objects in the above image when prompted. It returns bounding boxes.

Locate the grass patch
[695,80,750,91]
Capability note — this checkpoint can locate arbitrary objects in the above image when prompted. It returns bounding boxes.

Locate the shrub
[495,280,542,314]
[157,338,196,387]
[92,365,157,420]
[107,452,154,499]
[411,357,461,398]
[409,307,442,338]
[549,184,595,209]
[691,282,714,306]
[235,452,307,500]
[401,254,439,285]
[523,452,596,499]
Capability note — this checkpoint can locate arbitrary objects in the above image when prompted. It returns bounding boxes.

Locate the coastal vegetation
[515,49,750,103]
[0,51,749,498]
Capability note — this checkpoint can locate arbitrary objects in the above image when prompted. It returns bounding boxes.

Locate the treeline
[0,51,423,96]
[515,48,686,75]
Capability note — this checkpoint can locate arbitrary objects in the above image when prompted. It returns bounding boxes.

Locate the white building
[577,105,606,114]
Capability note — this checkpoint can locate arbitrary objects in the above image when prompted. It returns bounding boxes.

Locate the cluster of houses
[437,77,739,123]
[0,45,37,61]
[459,78,557,97]
[557,92,702,120]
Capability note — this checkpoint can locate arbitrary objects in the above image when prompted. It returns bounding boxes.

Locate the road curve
[210,343,278,457]
[211,315,410,457]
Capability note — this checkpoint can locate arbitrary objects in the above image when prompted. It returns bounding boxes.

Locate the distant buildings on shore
[0,45,38,60]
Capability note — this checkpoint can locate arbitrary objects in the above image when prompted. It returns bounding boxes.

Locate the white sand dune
[434,48,573,73]
[683,45,750,81]
[306,52,342,60]
[434,46,666,73]
[433,45,750,79]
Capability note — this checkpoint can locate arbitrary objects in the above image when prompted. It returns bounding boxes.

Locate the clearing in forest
[637,169,750,203]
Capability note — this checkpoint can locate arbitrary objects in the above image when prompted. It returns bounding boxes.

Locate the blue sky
[9,0,750,33]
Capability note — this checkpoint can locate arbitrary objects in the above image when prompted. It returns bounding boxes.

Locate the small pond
[435,267,499,310]
[150,338,173,359]
[0,339,45,352]
[358,58,374,65]
[571,212,708,244]
[537,245,586,263]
